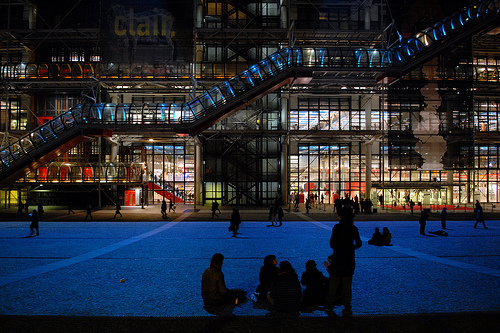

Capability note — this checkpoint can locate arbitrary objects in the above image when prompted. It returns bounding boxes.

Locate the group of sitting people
[255,255,334,314]
[367,227,392,246]
[201,253,333,316]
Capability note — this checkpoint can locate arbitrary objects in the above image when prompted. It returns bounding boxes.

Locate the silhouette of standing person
[276,205,284,227]
[85,204,93,221]
[440,207,447,229]
[161,199,167,218]
[169,198,175,212]
[37,203,44,221]
[230,208,241,237]
[113,201,122,218]
[419,208,430,235]
[17,201,24,216]
[409,200,415,215]
[325,207,362,317]
[29,209,39,236]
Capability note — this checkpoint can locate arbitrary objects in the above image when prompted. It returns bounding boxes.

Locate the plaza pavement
[0,204,499,332]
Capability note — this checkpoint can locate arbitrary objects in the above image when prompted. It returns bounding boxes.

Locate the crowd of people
[202,204,363,318]
[200,197,493,317]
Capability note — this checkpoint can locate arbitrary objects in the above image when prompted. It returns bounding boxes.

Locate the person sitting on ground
[300,259,329,307]
[268,261,302,315]
[382,227,392,246]
[255,255,278,300]
[368,227,384,246]
[201,253,244,306]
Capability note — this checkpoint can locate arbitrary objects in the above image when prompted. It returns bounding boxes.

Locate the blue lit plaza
[0,206,498,331]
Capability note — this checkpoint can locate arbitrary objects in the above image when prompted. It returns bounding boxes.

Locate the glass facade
[1,0,499,209]
[145,143,195,205]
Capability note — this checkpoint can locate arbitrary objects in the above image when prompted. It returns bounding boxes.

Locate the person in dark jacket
[301,260,329,306]
[201,253,238,306]
[325,207,362,317]
[17,201,24,216]
[211,201,220,218]
[382,227,392,246]
[276,205,284,227]
[161,199,167,219]
[419,209,430,235]
[85,204,93,221]
[30,209,39,236]
[368,227,384,246]
[268,261,302,314]
[474,208,488,229]
[37,203,44,221]
[113,201,122,218]
[440,207,448,229]
[230,208,241,237]
[255,255,278,299]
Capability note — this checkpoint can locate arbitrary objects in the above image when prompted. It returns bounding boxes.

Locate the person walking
[440,207,448,229]
[419,208,430,235]
[229,208,241,237]
[474,207,488,229]
[113,201,122,218]
[85,204,93,221]
[169,198,175,212]
[211,201,220,218]
[325,207,362,318]
[68,201,75,215]
[29,209,39,236]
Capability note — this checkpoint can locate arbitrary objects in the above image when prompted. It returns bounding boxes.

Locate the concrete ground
[0,204,499,332]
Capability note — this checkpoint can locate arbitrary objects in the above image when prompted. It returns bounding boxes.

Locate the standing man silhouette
[325,207,362,317]
[85,204,93,221]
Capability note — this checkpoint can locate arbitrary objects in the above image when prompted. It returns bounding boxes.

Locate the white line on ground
[0,213,190,287]
[296,212,500,278]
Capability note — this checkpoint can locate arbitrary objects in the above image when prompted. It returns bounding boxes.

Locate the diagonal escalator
[0,0,498,188]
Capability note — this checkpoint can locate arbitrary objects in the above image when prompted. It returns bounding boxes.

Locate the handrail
[0,0,499,175]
